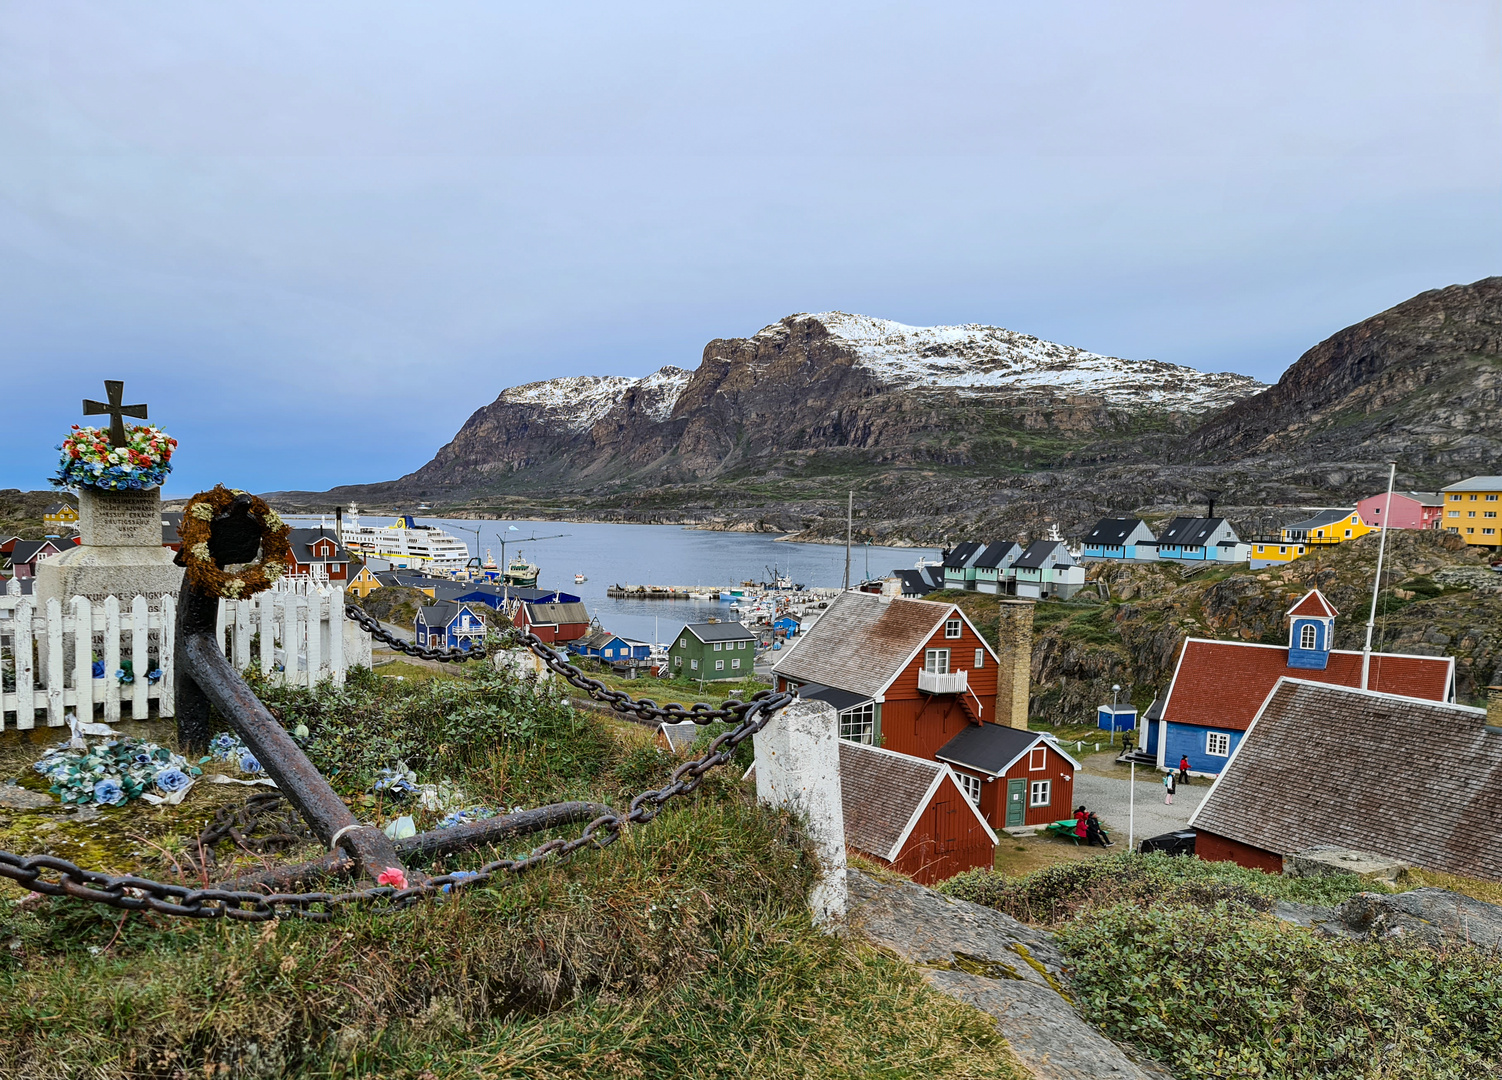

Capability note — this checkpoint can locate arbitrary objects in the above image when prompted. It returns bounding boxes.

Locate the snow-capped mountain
[791,312,1261,411]
[498,367,692,432]
[396,311,1267,494]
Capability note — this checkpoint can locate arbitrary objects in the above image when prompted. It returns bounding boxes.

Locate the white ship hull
[339,511,471,572]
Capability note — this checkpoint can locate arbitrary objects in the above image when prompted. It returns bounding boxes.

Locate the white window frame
[690,658,698,671]
[714,641,722,651]
[675,655,683,667]
[731,657,741,668]
[924,648,950,674]
[1028,780,1051,807]
[1299,623,1317,650]
[945,618,962,639]
[974,648,985,668]
[715,659,724,670]
[1028,746,1046,771]
[956,773,981,805]
[679,637,687,647]
[838,702,875,744]
[1206,731,1231,757]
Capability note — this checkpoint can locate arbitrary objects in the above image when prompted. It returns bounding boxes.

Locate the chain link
[0,606,792,921]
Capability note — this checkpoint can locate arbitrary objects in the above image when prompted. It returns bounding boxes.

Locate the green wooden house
[668,622,758,681]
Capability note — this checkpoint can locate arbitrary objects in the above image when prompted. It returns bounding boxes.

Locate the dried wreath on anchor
[177,485,291,599]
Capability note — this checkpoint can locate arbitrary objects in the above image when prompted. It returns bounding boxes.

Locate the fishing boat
[574,573,587,584]
[504,552,540,589]
[338,506,471,572]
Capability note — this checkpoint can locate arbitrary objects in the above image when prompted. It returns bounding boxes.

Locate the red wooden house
[6,539,66,579]
[935,724,1080,831]
[514,601,591,645]
[747,740,998,885]
[286,528,351,582]
[769,591,1057,832]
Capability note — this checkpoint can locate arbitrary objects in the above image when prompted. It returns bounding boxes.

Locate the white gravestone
[36,487,183,606]
[752,699,848,928]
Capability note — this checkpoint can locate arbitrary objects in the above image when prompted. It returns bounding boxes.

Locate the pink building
[1356,490,1443,531]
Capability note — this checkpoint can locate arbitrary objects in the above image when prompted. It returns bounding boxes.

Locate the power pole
[843,491,852,590]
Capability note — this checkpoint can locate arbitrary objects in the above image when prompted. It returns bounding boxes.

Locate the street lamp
[1110,684,1121,747]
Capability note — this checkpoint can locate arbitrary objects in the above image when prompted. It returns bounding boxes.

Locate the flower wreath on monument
[177,485,292,599]
[52,423,178,491]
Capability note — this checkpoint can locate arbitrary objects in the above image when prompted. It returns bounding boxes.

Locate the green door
[1005,779,1026,828]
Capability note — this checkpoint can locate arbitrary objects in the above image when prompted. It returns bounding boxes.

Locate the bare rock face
[377,313,1261,499]
[1186,276,1502,476]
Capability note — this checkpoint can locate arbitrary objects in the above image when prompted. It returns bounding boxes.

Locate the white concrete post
[752,699,847,928]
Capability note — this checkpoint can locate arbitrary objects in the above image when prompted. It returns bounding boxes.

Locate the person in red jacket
[1073,805,1089,839]
[1178,755,1191,785]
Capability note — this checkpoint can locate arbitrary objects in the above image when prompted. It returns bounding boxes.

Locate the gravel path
[1074,768,1206,847]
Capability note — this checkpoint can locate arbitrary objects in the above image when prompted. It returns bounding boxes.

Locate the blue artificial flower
[238,753,262,774]
[133,752,152,765]
[92,660,104,679]
[154,768,192,794]
[116,669,134,685]
[146,668,163,684]
[441,870,479,894]
[92,778,124,806]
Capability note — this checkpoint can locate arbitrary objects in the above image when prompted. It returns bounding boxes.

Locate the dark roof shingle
[771,592,953,699]
[1190,680,1502,881]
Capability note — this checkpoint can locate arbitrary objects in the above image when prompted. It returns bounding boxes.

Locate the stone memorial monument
[36,381,183,607]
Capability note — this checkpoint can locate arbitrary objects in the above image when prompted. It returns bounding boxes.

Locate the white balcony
[918,668,969,694]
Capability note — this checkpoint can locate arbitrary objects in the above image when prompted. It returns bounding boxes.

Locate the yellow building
[1440,476,1502,548]
[1248,507,1374,568]
[346,560,383,598]
[43,501,78,533]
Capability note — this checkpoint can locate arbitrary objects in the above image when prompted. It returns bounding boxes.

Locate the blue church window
[1300,624,1317,650]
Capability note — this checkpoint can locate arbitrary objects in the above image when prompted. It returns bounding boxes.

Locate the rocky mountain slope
[323,312,1261,504]
[1186,277,1502,481]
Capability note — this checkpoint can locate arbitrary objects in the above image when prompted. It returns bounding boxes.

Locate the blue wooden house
[415,601,487,651]
[573,629,649,661]
[773,615,800,639]
[1154,517,1248,563]
[1081,518,1158,562]
[941,542,984,590]
[1148,589,1454,775]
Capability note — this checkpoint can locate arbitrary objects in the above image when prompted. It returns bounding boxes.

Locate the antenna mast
[1361,462,1396,690]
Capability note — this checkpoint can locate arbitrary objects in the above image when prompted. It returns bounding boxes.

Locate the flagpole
[1361,462,1396,690]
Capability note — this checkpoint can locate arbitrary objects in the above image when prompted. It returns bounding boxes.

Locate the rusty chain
[0,607,792,922]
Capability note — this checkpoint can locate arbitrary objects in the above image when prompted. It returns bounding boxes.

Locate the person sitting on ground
[1085,812,1111,848]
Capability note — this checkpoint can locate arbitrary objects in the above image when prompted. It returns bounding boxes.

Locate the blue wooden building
[1154,517,1248,563]
[415,601,487,651]
[1081,518,1158,562]
[1149,589,1454,776]
[573,630,650,661]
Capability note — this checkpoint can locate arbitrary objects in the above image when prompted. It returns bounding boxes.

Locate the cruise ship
[338,506,472,572]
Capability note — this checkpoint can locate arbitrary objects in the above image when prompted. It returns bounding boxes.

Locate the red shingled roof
[1161,639,1452,732]
[1286,589,1338,619]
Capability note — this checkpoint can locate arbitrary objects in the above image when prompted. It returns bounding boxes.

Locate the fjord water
[312,515,941,646]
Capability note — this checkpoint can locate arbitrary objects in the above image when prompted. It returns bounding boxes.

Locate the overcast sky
[1,1,1498,494]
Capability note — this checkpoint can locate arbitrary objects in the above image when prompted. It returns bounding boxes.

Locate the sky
[1,1,1498,494]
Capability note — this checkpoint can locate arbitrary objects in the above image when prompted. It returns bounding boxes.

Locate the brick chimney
[996,598,1035,731]
[1489,686,1502,729]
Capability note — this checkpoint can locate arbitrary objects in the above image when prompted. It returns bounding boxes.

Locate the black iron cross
[82,380,148,447]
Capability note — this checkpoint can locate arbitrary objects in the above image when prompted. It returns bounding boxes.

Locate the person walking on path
[1178,755,1191,786]
[1163,770,1176,805]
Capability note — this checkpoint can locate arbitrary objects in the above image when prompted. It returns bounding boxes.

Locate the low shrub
[941,853,1381,924]
[249,663,613,800]
[1059,902,1502,1080]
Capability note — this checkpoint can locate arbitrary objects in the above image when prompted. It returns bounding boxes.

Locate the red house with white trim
[768,591,1070,832]
[514,601,591,645]
[749,740,999,884]
[1355,490,1443,532]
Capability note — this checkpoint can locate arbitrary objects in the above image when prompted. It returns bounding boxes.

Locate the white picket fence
[0,578,363,730]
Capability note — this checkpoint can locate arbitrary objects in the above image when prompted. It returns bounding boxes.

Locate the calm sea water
[291,515,940,645]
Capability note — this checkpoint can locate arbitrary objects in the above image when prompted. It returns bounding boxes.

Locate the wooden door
[1005,779,1026,828]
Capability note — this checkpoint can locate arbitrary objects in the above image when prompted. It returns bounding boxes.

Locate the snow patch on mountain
[498,367,692,431]
[795,311,1263,410]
